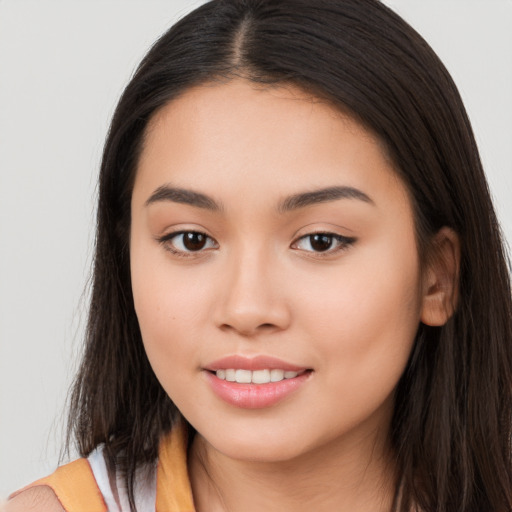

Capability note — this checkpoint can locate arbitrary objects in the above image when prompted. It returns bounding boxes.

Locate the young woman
[7,0,512,511]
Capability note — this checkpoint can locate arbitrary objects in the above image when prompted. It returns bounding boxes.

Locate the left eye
[292,233,355,253]
[160,231,217,254]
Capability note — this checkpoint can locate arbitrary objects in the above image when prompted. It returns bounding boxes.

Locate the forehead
[144,80,378,155]
[134,79,408,213]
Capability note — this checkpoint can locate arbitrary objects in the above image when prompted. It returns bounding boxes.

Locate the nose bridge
[215,241,289,335]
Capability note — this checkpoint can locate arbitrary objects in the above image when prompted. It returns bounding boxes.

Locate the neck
[188,425,397,512]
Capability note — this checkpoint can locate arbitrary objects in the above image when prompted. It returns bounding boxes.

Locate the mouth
[203,355,313,409]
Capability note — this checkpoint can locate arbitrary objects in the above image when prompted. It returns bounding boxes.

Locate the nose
[213,247,291,337]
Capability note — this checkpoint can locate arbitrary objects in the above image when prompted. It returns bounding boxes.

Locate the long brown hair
[67,1,512,510]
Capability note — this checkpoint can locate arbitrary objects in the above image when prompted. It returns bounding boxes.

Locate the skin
[129,79,457,512]
[5,487,64,512]
[7,79,458,512]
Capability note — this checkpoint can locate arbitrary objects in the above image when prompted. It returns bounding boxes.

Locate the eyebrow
[277,186,374,213]
[145,185,222,211]
[144,184,373,212]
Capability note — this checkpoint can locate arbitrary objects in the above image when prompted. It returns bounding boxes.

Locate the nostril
[218,321,280,337]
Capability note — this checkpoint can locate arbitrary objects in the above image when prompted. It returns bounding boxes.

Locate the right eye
[159,231,218,257]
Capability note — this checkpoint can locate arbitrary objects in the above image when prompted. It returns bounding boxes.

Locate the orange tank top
[9,424,195,512]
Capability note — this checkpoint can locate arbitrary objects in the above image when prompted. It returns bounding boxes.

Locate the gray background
[1,0,511,499]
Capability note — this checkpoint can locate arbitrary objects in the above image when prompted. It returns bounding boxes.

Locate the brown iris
[309,234,334,252]
[183,232,208,251]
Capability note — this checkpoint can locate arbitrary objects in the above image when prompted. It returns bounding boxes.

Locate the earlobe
[420,227,461,326]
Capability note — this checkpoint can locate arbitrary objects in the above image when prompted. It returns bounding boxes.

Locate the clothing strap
[156,423,196,512]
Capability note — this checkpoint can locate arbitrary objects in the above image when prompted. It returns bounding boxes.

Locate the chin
[217,439,307,464]
[195,420,321,464]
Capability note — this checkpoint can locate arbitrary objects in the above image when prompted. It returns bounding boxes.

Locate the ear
[420,227,461,326]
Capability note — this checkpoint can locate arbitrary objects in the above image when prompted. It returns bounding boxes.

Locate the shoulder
[5,486,64,512]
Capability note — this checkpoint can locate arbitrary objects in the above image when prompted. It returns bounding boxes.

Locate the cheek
[294,234,422,393]
[131,267,209,412]
[130,237,211,380]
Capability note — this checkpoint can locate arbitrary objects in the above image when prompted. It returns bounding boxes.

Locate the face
[130,79,424,463]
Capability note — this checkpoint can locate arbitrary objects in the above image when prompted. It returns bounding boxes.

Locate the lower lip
[204,371,311,409]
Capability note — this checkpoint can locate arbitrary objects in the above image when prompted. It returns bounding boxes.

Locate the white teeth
[235,369,252,384]
[270,369,284,382]
[215,369,301,383]
[252,369,270,384]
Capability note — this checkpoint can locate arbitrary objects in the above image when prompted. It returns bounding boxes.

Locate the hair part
[67,1,512,510]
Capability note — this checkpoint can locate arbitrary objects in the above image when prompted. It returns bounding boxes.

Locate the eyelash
[157,230,356,258]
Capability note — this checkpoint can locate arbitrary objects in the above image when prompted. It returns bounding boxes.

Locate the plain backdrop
[1,0,511,499]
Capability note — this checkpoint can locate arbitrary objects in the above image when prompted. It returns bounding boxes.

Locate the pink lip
[204,371,311,409]
[203,355,312,409]
[205,355,306,372]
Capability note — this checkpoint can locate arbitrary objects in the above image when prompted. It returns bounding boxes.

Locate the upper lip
[204,355,308,372]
